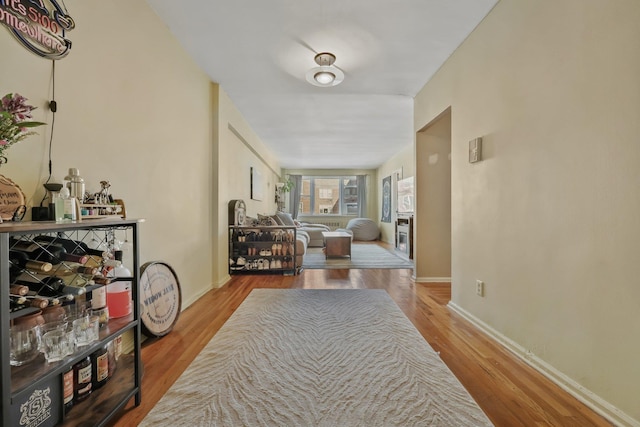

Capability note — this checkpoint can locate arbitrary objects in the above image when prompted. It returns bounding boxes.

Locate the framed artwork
[250,167,263,201]
[381,175,391,223]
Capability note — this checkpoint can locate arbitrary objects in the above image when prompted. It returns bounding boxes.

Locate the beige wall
[0,1,278,308]
[375,145,414,244]
[215,89,282,286]
[414,0,640,424]
[415,111,451,281]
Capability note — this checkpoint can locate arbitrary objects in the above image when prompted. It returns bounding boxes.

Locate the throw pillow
[270,214,284,225]
[243,216,259,227]
[276,211,296,226]
[257,214,277,226]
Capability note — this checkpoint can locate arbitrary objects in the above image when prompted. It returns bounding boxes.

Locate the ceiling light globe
[314,71,336,85]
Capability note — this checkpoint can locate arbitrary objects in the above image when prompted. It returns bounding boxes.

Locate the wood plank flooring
[109,265,613,426]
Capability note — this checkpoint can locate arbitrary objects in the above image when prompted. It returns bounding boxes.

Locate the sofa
[273,212,331,247]
[247,212,323,270]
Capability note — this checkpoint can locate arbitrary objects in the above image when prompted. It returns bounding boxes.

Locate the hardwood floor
[109,267,613,426]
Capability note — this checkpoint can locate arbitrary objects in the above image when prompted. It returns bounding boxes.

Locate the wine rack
[229,225,297,275]
[0,218,142,427]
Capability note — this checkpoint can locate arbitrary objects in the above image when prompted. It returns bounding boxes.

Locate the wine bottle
[10,239,87,264]
[9,250,53,272]
[33,235,108,257]
[32,263,98,278]
[92,276,111,285]
[15,275,86,297]
[24,292,65,306]
[10,295,49,309]
[10,284,29,296]
[73,356,92,402]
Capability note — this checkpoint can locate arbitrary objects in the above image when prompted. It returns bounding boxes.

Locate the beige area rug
[140,289,493,427]
[303,243,414,269]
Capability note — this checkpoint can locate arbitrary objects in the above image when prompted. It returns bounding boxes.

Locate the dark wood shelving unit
[0,218,143,427]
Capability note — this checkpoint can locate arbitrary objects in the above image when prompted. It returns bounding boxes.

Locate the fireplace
[395,216,413,259]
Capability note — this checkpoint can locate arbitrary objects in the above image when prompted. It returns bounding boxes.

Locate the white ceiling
[146,0,497,170]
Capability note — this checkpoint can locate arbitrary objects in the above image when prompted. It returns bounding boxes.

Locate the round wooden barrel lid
[0,174,26,221]
[139,261,182,337]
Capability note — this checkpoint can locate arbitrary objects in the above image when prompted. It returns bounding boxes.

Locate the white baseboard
[447,302,639,427]
[181,278,228,311]
[415,276,451,283]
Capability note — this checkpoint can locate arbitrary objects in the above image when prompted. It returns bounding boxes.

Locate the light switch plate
[469,137,482,163]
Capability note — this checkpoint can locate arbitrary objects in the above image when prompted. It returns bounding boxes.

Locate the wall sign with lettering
[140,261,182,337]
[0,0,75,59]
[0,174,26,221]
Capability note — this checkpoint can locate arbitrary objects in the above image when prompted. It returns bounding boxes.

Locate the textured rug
[303,243,414,269]
[141,289,493,427]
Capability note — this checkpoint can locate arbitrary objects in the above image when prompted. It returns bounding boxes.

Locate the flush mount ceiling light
[305,52,344,87]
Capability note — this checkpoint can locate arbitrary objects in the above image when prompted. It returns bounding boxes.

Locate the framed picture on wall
[381,175,392,223]
[250,167,263,201]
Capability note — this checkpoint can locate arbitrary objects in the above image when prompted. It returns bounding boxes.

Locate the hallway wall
[414,0,640,423]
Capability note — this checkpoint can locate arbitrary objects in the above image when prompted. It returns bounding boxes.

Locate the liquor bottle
[62,367,74,413]
[8,250,53,272]
[10,239,87,264]
[73,356,92,402]
[34,235,108,257]
[92,345,109,389]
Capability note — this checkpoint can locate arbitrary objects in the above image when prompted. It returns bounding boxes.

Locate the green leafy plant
[0,93,45,166]
[280,178,294,193]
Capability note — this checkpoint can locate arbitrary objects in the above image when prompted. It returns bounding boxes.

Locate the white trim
[447,302,639,427]
[415,276,452,283]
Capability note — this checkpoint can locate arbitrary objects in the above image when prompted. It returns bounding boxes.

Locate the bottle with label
[92,345,110,389]
[73,356,92,402]
[63,367,74,413]
[59,183,77,221]
[8,250,53,272]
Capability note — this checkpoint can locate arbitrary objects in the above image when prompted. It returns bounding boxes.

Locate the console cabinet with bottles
[229,225,297,274]
[0,218,142,427]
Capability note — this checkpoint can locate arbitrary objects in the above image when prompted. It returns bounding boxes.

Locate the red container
[106,281,131,318]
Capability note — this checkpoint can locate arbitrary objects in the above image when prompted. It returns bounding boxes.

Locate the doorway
[415,109,452,282]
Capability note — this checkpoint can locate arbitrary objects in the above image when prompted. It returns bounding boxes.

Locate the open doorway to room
[415,109,452,282]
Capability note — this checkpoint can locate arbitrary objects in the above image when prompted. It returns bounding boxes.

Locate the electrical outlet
[476,280,484,297]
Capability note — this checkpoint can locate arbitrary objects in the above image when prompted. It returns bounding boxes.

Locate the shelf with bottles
[0,218,142,427]
[228,225,297,274]
[7,229,128,321]
[10,313,134,396]
[80,201,125,219]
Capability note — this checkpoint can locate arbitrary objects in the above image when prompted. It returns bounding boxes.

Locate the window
[299,176,361,215]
